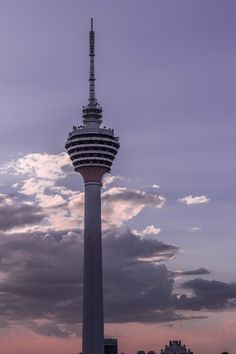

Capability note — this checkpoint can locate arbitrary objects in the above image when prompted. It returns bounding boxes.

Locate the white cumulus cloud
[1,152,70,180]
[134,225,161,237]
[102,187,166,227]
[0,153,166,232]
[178,195,210,205]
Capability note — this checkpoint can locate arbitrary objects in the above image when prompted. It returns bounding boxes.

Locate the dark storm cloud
[103,230,178,323]
[103,230,177,262]
[174,268,210,276]
[176,279,236,310]
[0,229,235,338]
[0,194,44,231]
[0,231,83,332]
[0,229,179,335]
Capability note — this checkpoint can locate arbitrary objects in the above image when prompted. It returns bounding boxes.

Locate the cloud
[0,153,80,232]
[0,228,234,337]
[178,195,210,205]
[0,229,181,334]
[176,279,236,310]
[141,225,161,235]
[190,226,201,232]
[0,193,45,231]
[103,175,126,189]
[133,225,161,237]
[174,268,210,276]
[103,230,180,322]
[0,153,166,232]
[102,187,166,227]
[1,152,70,180]
[0,231,83,334]
[30,321,76,338]
[73,185,163,229]
[0,152,235,338]
[0,153,178,334]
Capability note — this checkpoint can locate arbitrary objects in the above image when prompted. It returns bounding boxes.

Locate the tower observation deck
[65,19,120,354]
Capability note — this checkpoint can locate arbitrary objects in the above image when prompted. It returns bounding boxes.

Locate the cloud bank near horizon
[0,229,235,339]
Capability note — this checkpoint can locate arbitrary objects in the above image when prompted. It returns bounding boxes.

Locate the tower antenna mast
[89,18,96,105]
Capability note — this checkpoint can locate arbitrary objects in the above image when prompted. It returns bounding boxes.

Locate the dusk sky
[0,1,235,354]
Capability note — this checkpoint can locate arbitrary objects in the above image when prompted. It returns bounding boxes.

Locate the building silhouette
[137,351,146,354]
[160,340,193,354]
[65,18,119,354]
[104,338,118,354]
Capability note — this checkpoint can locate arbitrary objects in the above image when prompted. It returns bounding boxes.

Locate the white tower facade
[65,19,120,354]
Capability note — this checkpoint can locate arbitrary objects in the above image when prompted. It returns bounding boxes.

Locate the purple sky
[0,1,235,354]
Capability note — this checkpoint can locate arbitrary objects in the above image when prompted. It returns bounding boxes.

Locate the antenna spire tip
[90,18,93,31]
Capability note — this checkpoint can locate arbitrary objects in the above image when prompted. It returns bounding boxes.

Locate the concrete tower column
[83,180,104,354]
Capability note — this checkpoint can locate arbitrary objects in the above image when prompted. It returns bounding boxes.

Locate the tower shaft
[83,181,104,354]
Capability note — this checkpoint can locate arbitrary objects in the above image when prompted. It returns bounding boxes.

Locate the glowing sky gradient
[0,1,235,354]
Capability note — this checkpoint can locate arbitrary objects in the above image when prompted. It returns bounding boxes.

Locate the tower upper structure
[65,18,120,183]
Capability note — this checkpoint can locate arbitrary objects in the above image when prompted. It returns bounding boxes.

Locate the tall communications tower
[65,19,120,354]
